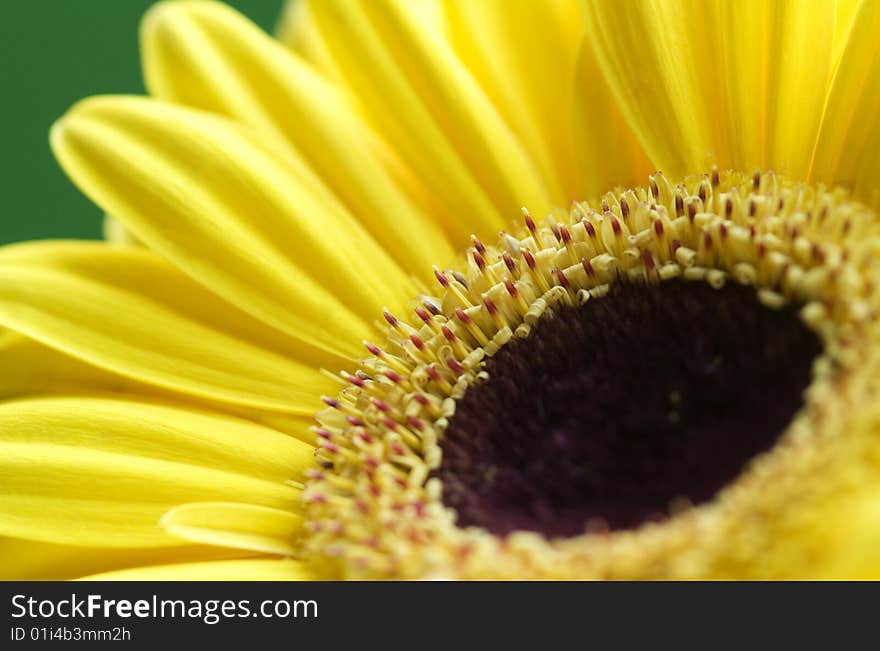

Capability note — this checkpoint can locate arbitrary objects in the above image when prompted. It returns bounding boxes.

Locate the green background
[0,0,283,245]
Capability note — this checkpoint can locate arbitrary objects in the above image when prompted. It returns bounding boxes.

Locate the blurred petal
[573,40,652,196]
[161,502,303,556]
[0,396,308,547]
[832,0,862,67]
[444,0,583,201]
[0,328,319,445]
[583,0,835,179]
[80,558,313,581]
[51,96,415,357]
[102,215,142,246]
[304,0,554,241]
[0,328,143,399]
[142,0,454,272]
[277,0,448,80]
[277,0,342,82]
[0,241,337,412]
[811,0,880,206]
[0,537,251,580]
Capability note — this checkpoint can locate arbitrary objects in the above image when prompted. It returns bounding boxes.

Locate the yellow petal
[0,395,309,547]
[51,96,415,356]
[810,0,880,206]
[0,241,337,412]
[161,502,302,556]
[573,39,653,197]
[444,0,584,202]
[142,0,454,272]
[583,0,835,179]
[278,0,449,81]
[832,0,862,68]
[0,328,320,445]
[1,395,315,478]
[762,1,836,179]
[0,537,251,580]
[103,215,142,246]
[277,0,342,82]
[0,328,141,400]
[305,0,554,241]
[79,558,315,581]
[582,0,710,175]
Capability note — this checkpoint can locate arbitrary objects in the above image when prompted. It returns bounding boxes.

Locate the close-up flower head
[1,0,879,581]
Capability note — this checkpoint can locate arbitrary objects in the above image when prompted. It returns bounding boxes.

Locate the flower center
[436,279,822,537]
[305,170,878,579]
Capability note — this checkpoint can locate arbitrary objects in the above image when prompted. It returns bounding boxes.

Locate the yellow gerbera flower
[2,0,879,579]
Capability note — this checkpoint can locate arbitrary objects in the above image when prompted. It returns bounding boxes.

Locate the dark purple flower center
[435,280,821,538]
